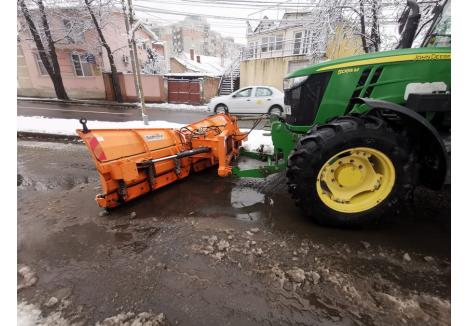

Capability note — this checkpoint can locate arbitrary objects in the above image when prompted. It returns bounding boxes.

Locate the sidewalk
[16,115,273,153]
[18,96,138,108]
[17,97,210,112]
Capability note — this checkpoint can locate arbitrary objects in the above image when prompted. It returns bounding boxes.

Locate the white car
[208,86,284,115]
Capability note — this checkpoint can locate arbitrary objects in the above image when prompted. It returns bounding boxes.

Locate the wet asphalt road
[17,100,268,130]
[17,100,209,124]
[17,139,451,325]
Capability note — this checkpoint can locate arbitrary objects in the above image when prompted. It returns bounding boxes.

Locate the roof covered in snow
[172,53,231,77]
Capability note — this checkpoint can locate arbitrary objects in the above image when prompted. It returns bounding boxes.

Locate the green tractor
[233,0,451,227]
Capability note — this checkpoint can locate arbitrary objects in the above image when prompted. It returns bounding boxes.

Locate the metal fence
[240,38,326,61]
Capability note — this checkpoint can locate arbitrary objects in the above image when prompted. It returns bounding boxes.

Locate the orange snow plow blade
[76,113,246,209]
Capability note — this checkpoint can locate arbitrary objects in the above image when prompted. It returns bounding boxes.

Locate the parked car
[208,86,284,115]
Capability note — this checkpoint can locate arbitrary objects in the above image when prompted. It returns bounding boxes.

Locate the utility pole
[121,0,149,125]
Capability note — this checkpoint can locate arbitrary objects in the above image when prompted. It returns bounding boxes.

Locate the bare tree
[370,0,381,51]
[301,0,441,56]
[358,0,370,52]
[18,0,69,100]
[83,0,123,102]
[143,48,167,74]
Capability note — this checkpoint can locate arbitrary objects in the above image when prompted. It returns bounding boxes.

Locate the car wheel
[215,104,228,114]
[268,105,283,116]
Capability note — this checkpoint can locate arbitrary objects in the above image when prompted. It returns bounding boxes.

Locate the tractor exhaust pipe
[397,0,421,49]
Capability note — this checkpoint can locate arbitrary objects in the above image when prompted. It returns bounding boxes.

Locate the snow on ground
[17,116,184,135]
[18,301,168,326]
[18,97,210,113]
[17,116,273,153]
[145,102,210,112]
[18,301,69,326]
[241,129,274,154]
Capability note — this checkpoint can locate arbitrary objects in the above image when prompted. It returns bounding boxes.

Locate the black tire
[286,115,415,227]
[268,105,283,116]
[215,104,228,114]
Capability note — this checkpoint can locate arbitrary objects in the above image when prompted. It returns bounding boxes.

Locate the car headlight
[283,76,308,91]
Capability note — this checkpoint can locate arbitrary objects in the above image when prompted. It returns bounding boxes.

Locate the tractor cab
[421,0,451,48]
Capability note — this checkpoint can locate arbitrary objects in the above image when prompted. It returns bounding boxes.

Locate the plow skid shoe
[76,113,244,209]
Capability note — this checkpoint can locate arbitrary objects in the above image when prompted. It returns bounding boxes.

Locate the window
[261,37,268,52]
[248,42,254,58]
[302,30,312,54]
[425,0,451,47]
[268,36,275,51]
[275,35,283,50]
[293,31,302,55]
[71,53,94,77]
[33,53,48,75]
[235,88,252,97]
[255,87,273,97]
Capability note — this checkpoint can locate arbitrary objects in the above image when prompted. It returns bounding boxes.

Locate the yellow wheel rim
[316,147,395,213]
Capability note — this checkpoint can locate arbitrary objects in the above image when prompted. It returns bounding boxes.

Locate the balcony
[240,37,325,61]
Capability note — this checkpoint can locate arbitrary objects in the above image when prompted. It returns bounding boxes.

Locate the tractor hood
[285,47,451,79]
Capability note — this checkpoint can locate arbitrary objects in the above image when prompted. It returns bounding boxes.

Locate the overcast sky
[132,0,410,48]
[133,0,307,44]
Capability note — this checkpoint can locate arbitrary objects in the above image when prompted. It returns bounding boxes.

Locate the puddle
[17,173,97,191]
[114,232,133,242]
[231,187,266,221]
[17,174,24,186]
[231,187,265,208]
[19,223,118,263]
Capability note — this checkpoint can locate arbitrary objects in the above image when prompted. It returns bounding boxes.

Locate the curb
[18,131,81,143]
[17,97,138,108]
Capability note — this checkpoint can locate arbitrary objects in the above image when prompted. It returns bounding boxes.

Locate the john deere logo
[415,53,450,60]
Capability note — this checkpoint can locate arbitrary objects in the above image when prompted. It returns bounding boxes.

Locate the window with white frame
[302,30,312,54]
[261,37,268,52]
[268,36,275,51]
[275,34,283,50]
[248,42,254,58]
[293,31,302,55]
[71,53,94,77]
[33,52,48,75]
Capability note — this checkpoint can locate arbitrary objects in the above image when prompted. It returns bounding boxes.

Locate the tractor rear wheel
[286,115,414,227]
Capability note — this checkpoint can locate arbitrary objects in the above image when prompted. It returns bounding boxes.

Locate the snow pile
[17,302,42,326]
[17,265,38,291]
[241,129,274,154]
[17,116,273,154]
[17,116,183,135]
[96,312,167,325]
[17,301,69,326]
[145,102,210,112]
[18,301,168,326]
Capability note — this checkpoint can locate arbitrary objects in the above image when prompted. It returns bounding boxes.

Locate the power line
[135,3,404,25]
